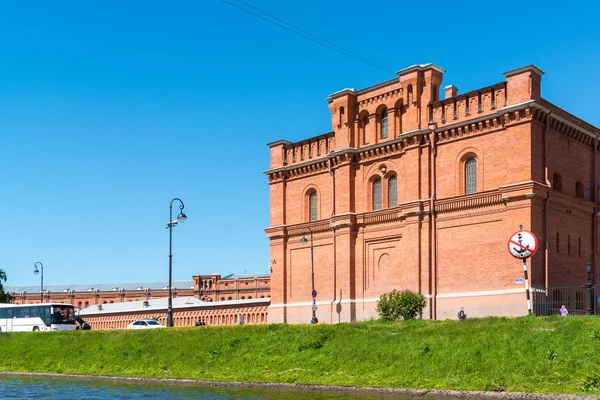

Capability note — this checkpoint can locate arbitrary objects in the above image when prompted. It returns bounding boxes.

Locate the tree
[377,289,426,321]
[0,269,14,303]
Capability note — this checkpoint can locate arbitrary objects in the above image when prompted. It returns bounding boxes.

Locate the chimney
[444,85,458,99]
[503,65,544,105]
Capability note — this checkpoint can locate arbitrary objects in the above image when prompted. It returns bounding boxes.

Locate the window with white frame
[388,176,397,207]
[309,191,318,221]
[372,179,382,210]
[380,109,388,139]
[465,158,477,194]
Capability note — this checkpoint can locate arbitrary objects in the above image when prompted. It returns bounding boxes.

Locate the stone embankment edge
[1,372,598,400]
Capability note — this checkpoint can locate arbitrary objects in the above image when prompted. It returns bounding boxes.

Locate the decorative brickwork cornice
[499,181,549,202]
[540,99,599,136]
[265,225,287,240]
[435,190,505,214]
[431,93,599,149]
[266,169,287,184]
[286,221,331,239]
[286,159,330,179]
[357,86,403,107]
[548,190,596,216]
[435,115,505,144]
[265,133,432,179]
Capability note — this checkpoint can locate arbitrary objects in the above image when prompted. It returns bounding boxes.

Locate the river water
[0,375,465,399]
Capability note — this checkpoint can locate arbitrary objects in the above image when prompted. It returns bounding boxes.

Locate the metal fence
[531,282,597,316]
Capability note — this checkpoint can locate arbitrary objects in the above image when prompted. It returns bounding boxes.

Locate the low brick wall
[80,299,270,330]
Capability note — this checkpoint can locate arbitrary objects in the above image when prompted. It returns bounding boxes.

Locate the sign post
[507,226,539,315]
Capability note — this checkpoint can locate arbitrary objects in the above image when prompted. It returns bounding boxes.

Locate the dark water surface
[0,375,468,399]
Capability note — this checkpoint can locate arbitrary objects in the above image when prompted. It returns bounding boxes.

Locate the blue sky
[1,1,599,287]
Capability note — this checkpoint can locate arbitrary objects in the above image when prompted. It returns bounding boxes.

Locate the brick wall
[266,64,599,323]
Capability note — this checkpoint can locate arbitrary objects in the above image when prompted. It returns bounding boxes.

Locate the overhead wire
[219,0,395,74]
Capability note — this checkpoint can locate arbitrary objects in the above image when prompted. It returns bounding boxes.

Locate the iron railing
[531,282,597,316]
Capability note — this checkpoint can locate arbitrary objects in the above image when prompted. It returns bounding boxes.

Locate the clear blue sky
[1,1,599,287]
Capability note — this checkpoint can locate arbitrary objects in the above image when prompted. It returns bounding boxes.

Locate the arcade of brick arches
[8,63,600,328]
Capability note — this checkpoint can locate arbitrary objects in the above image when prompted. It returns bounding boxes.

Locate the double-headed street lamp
[300,228,318,324]
[33,261,44,303]
[166,198,188,327]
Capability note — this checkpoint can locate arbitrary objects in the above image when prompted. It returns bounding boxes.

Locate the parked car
[126,319,165,329]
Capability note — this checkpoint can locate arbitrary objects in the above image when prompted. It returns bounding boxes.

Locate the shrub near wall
[376,290,427,321]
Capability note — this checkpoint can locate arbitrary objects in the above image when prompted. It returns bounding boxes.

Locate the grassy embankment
[2,316,600,395]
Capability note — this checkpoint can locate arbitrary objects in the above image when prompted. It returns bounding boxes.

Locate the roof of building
[5,280,195,294]
[227,274,270,279]
[6,273,271,295]
[78,296,269,316]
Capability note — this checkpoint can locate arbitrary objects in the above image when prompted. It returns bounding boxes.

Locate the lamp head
[587,262,593,274]
[300,235,307,243]
[33,267,39,276]
[176,212,187,223]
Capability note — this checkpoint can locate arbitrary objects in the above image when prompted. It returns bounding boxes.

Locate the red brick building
[7,273,271,328]
[265,64,599,323]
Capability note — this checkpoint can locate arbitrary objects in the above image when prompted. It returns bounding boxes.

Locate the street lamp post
[300,228,318,324]
[33,261,43,303]
[166,198,188,327]
[586,262,593,315]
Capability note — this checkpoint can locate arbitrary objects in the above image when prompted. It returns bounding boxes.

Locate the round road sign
[507,230,538,259]
[312,290,317,298]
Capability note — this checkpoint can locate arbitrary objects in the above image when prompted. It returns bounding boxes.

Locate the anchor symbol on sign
[512,233,530,258]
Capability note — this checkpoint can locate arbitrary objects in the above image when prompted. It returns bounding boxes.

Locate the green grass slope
[2,316,600,395]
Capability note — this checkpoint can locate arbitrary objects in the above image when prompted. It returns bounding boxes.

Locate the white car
[126,319,165,329]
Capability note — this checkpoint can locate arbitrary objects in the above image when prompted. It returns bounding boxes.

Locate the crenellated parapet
[431,82,506,126]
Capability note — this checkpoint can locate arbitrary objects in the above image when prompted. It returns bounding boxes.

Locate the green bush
[376,289,427,321]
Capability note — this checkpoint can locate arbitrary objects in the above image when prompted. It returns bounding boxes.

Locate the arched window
[575,181,584,198]
[465,158,477,194]
[84,301,89,308]
[388,176,397,207]
[309,191,318,221]
[553,173,563,191]
[380,109,388,139]
[372,178,382,210]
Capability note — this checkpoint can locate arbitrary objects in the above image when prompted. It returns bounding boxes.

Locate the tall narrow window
[380,109,388,139]
[553,173,563,191]
[388,176,397,207]
[309,192,318,222]
[575,182,584,198]
[372,179,382,211]
[465,158,477,194]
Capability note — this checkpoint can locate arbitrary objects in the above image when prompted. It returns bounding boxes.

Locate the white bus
[0,303,76,332]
